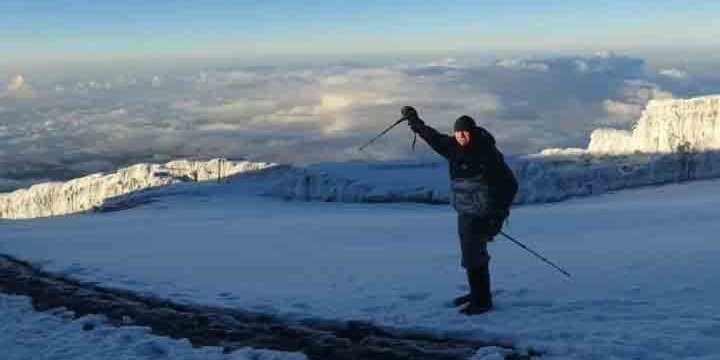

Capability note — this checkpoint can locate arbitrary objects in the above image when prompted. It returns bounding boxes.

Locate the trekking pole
[359,117,407,151]
[500,231,573,279]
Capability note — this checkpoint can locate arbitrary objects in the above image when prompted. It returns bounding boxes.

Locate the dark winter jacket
[409,119,518,217]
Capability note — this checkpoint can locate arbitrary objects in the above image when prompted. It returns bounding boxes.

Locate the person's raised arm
[401,106,454,159]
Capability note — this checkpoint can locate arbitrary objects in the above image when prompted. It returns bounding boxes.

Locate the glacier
[0,159,274,220]
[267,151,720,205]
[588,95,720,154]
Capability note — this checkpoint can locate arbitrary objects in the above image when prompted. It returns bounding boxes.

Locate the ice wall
[0,159,274,219]
[266,152,720,206]
[586,129,634,154]
[588,96,720,154]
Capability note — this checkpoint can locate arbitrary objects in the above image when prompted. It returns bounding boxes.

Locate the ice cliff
[0,159,274,219]
[266,151,720,205]
[588,96,720,154]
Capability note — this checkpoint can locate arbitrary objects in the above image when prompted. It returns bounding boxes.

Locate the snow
[586,128,634,154]
[0,294,306,360]
[588,95,720,154]
[633,96,720,153]
[266,160,452,203]
[4,126,720,221]
[268,152,720,205]
[0,159,274,219]
[3,175,720,359]
[537,148,587,157]
[470,346,512,360]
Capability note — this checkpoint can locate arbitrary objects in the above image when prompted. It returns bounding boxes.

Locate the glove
[401,105,419,121]
[485,209,509,237]
[401,106,424,132]
[486,217,503,237]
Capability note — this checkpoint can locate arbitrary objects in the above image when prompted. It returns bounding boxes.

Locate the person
[402,106,518,315]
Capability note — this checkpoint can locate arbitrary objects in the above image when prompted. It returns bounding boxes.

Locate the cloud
[320,94,352,110]
[659,68,688,80]
[603,100,644,121]
[425,58,462,68]
[6,75,25,92]
[1,52,718,191]
[196,99,281,119]
[494,52,644,76]
[621,80,674,102]
[2,74,33,98]
[495,59,549,72]
[597,80,674,125]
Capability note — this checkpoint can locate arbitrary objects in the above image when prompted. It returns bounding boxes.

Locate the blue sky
[2,0,720,62]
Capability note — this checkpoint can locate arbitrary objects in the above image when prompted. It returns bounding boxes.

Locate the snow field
[2,178,720,358]
[0,294,306,360]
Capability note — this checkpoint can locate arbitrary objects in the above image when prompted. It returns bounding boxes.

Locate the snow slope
[0,294,305,360]
[2,176,720,359]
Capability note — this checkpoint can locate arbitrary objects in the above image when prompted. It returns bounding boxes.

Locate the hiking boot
[459,302,493,315]
[452,293,472,307]
[459,268,493,316]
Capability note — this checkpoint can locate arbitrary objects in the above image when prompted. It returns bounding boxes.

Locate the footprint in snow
[399,292,430,301]
[291,302,310,310]
[361,304,398,313]
[218,292,240,300]
[506,288,530,297]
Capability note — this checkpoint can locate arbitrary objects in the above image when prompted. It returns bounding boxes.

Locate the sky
[3,0,720,63]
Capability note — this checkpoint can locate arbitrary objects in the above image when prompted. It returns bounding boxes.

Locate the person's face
[454,130,471,146]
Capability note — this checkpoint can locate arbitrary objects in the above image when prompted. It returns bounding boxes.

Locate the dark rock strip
[0,254,539,360]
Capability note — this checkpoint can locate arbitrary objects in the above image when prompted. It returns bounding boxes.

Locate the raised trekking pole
[359,117,408,151]
[359,106,418,151]
[500,232,573,279]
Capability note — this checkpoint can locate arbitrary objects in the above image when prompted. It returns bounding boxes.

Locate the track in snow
[0,254,538,360]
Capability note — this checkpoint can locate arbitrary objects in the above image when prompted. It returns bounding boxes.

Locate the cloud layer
[1,53,718,190]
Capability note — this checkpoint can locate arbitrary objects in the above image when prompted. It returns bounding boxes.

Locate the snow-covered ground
[0,294,306,360]
[2,176,720,359]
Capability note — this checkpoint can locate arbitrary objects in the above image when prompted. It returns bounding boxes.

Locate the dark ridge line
[0,254,540,360]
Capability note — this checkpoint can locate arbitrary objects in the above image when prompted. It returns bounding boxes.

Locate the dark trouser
[457,214,493,308]
[457,215,492,269]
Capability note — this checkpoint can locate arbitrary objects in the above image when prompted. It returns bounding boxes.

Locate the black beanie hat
[454,115,476,131]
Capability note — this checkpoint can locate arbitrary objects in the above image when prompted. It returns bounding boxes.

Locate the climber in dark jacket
[403,106,518,315]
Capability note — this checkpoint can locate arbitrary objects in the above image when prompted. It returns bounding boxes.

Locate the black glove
[401,106,419,120]
[401,106,424,132]
[485,209,509,237]
[486,217,503,237]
